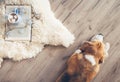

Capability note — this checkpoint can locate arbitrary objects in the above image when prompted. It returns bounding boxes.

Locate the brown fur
[56,41,105,82]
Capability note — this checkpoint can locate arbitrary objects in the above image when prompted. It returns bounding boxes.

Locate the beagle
[56,34,110,82]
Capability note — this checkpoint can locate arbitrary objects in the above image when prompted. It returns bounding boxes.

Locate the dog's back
[56,41,105,82]
[57,53,99,82]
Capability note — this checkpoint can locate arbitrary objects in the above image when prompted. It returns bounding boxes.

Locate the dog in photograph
[56,34,110,82]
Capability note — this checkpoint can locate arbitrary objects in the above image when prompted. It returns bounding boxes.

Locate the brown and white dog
[56,34,110,82]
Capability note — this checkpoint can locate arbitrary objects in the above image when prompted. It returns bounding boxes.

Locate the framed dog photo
[5,5,32,41]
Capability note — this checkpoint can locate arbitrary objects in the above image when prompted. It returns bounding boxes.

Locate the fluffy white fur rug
[0,0,75,67]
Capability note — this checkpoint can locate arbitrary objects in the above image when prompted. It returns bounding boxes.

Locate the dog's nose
[99,33,103,36]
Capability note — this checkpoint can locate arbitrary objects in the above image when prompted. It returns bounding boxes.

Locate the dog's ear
[97,42,102,49]
[80,41,97,55]
[80,41,91,51]
[83,41,92,46]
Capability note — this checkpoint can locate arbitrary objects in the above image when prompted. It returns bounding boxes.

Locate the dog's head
[80,41,105,64]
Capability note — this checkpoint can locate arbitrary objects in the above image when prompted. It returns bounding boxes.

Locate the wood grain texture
[0,0,120,82]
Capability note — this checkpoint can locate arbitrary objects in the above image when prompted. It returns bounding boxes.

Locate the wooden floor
[0,0,120,82]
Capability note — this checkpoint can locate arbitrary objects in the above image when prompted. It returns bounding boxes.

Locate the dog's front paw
[105,42,110,51]
[104,42,110,57]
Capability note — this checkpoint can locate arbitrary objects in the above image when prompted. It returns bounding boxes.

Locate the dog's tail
[56,71,70,82]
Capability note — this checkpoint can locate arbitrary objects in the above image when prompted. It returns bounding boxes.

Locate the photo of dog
[56,34,110,82]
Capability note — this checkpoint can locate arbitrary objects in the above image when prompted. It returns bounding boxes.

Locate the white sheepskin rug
[0,0,75,67]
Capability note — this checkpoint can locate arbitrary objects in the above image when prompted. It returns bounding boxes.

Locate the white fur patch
[91,34,104,42]
[104,42,110,57]
[75,49,81,54]
[85,55,96,66]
